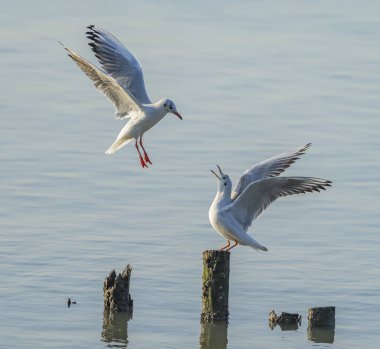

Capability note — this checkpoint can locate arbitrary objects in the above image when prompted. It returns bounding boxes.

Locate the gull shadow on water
[199,321,228,349]
[307,325,335,344]
[101,309,132,348]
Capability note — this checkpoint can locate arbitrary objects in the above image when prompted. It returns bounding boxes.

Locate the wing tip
[297,142,312,155]
[58,40,66,49]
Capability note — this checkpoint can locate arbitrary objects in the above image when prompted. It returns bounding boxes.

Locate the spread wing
[86,25,151,104]
[61,42,142,118]
[231,143,311,201]
[227,176,331,231]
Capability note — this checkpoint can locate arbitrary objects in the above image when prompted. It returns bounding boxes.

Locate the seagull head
[211,165,232,192]
[161,99,182,120]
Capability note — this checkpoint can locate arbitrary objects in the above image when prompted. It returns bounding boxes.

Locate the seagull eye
[224,183,227,186]
[170,106,173,109]
[223,177,225,179]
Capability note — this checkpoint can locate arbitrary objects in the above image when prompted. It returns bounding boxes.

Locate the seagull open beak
[217,165,223,177]
[173,111,183,120]
[210,169,220,179]
[211,165,222,179]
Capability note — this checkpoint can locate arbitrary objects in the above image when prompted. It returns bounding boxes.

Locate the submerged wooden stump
[201,250,230,323]
[269,310,301,330]
[308,306,335,327]
[104,265,133,313]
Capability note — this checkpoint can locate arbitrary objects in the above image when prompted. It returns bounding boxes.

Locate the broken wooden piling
[308,306,335,327]
[103,265,133,313]
[307,306,335,343]
[201,250,230,323]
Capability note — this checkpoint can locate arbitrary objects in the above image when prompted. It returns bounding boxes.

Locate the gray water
[1,1,379,348]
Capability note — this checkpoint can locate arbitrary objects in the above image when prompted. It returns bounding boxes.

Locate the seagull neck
[145,102,166,120]
[215,188,232,206]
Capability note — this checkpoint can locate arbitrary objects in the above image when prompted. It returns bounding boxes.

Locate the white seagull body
[61,25,182,168]
[209,144,331,252]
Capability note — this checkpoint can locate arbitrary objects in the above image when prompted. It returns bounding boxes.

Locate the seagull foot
[144,154,153,165]
[139,158,148,168]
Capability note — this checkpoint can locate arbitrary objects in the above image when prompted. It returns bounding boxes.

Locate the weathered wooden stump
[308,306,335,327]
[269,310,301,331]
[201,250,230,323]
[104,265,133,313]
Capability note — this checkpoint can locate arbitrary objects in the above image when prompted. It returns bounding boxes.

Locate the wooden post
[201,250,230,323]
[103,265,133,313]
[308,306,335,327]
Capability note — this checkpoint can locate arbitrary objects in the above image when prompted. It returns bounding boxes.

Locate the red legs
[225,240,238,252]
[135,140,148,168]
[139,136,152,165]
[219,240,231,251]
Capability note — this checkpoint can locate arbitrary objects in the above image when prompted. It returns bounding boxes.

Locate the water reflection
[199,321,228,349]
[101,310,132,348]
[307,326,335,344]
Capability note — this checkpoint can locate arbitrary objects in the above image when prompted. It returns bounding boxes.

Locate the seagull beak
[217,164,223,177]
[210,169,221,179]
[173,111,183,120]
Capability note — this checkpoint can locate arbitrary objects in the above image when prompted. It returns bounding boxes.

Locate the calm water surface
[1,1,379,348]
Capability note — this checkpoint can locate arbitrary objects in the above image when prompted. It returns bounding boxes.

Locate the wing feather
[61,42,142,117]
[227,176,331,230]
[86,25,151,104]
[231,143,312,200]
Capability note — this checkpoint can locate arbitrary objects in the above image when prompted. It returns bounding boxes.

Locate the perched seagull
[209,143,331,252]
[60,25,183,168]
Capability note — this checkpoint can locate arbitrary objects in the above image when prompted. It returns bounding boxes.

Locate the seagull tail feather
[245,235,268,252]
[105,138,131,155]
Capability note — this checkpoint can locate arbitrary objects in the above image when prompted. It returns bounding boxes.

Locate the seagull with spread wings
[209,143,331,252]
[61,25,182,168]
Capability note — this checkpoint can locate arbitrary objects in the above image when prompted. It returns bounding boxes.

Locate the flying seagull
[209,143,331,252]
[60,25,182,168]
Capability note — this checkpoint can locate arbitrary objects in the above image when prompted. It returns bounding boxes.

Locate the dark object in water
[269,310,301,330]
[308,306,335,327]
[104,265,133,313]
[67,298,77,308]
[307,306,335,343]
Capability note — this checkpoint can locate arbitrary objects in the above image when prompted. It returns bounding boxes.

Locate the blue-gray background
[1,1,379,348]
